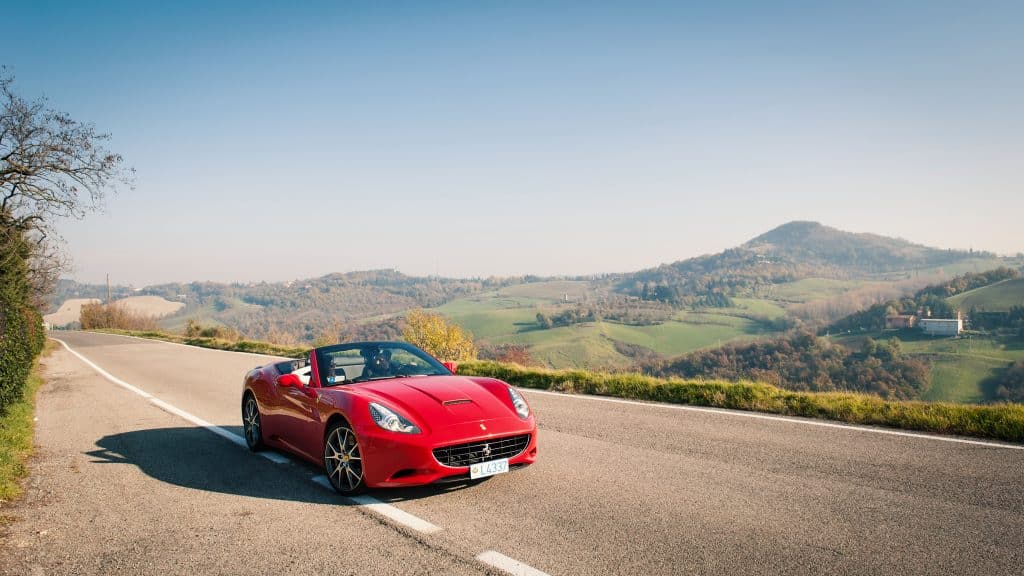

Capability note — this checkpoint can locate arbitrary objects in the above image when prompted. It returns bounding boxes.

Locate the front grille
[432,434,531,467]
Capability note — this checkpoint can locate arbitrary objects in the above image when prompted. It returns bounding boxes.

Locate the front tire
[242,394,264,452]
[324,421,366,495]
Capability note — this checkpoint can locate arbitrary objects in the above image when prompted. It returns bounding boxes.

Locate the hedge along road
[3,331,1023,576]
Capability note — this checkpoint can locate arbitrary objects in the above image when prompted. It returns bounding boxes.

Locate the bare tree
[0,69,132,302]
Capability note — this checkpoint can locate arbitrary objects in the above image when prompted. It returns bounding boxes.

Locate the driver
[362,347,393,379]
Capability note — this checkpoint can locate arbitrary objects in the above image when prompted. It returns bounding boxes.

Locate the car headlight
[369,402,421,434]
[508,387,530,419]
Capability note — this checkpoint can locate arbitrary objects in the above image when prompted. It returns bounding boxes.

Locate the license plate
[470,458,509,479]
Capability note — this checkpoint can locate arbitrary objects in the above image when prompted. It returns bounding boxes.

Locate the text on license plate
[470,458,509,479]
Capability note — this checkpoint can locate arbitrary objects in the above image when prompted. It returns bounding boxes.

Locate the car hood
[351,375,517,428]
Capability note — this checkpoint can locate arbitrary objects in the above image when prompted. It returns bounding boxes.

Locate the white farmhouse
[919,317,963,337]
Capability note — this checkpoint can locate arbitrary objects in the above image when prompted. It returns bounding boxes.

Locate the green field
[834,332,1024,403]
[769,278,873,303]
[434,281,767,369]
[948,278,1024,311]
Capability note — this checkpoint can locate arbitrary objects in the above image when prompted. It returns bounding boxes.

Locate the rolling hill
[948,278,1024,311]
[614,221,994,304]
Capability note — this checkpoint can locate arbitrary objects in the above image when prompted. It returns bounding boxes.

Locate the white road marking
[53,336,440,533]
[311,476,442,534]
[521,388,1024,450]
[476,551,550,576]
[54,337,289,464]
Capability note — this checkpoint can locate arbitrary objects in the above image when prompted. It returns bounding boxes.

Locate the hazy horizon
[53,219,1021,287]
[8,1,1023,286]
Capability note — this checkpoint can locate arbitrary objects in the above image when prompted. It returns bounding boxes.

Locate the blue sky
[6,1,1023,285]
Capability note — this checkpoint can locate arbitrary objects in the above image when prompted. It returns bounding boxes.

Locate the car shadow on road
[85,426,348,505]
[85,426,483,504]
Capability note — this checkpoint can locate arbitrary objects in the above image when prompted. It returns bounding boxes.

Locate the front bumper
[356,417,538,488]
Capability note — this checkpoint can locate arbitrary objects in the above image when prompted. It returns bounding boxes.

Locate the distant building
[885,314,917,329]
[920,317,963,337]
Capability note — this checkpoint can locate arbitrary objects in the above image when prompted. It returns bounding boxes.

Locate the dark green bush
[0,229,45,415]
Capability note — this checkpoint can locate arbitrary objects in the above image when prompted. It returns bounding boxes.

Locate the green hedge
[457,360,1024,443]
[0,230,45,416]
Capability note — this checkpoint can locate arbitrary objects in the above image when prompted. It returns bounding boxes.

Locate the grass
[497,280,594,301]
[769,278,872,302]
[948,278,1024,312]
[458,360,1024,443]
[601,320,758,356]
[0,342,53,503]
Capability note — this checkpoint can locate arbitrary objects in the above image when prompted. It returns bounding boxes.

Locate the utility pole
[106,274,111,306]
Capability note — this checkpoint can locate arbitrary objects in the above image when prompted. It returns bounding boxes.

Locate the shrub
[458,361,1024,442]
[80,302,159,331]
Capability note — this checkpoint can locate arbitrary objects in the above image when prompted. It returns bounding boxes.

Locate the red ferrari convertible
[241,341,538,494]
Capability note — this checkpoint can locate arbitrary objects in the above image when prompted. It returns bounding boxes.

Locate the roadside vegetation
[79,301,159,331]
[0,346,49,503]
[1,71,128,505]
[458,360,1024,443]
[90,328,307,358]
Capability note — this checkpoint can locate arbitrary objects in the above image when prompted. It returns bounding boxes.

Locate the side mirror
[442,361,458,374]
[276,373,302,387]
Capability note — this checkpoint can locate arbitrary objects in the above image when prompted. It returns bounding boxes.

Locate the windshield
[314,342,451,386]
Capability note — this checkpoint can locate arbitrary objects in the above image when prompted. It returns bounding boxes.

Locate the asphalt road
[2,331,1022,575]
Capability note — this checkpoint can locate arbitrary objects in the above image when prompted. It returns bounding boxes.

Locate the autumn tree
[401,309,476,362]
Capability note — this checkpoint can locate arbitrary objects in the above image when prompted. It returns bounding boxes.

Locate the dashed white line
[520,388,1024,450]
[311,476,442,533]
[53,337,440,532]
[477,551,551,576]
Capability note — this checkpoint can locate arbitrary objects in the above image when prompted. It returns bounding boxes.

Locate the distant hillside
[616,221,985,303]
[52,270,516,342]
[745,221,983,271]
[948,278,1024,312]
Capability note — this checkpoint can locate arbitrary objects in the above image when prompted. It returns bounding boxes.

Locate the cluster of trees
[970,306,1024,336]
[917,267,1019,299]
[638,331,930,400]
[80,302,158,331]
[1,72,128,414]
[826,268,1020,334]
[983,361,1024,403]
[535,298,675,329]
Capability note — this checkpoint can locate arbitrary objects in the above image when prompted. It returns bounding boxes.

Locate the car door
[276,353,322,461]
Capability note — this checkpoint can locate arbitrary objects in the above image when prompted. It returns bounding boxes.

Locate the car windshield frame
[313,341,452,387]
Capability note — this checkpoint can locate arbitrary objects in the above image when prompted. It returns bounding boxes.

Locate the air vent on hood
[443,399,472,406]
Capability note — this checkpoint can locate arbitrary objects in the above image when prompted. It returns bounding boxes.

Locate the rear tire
[242,394,264,452]
[324,421,366,495]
